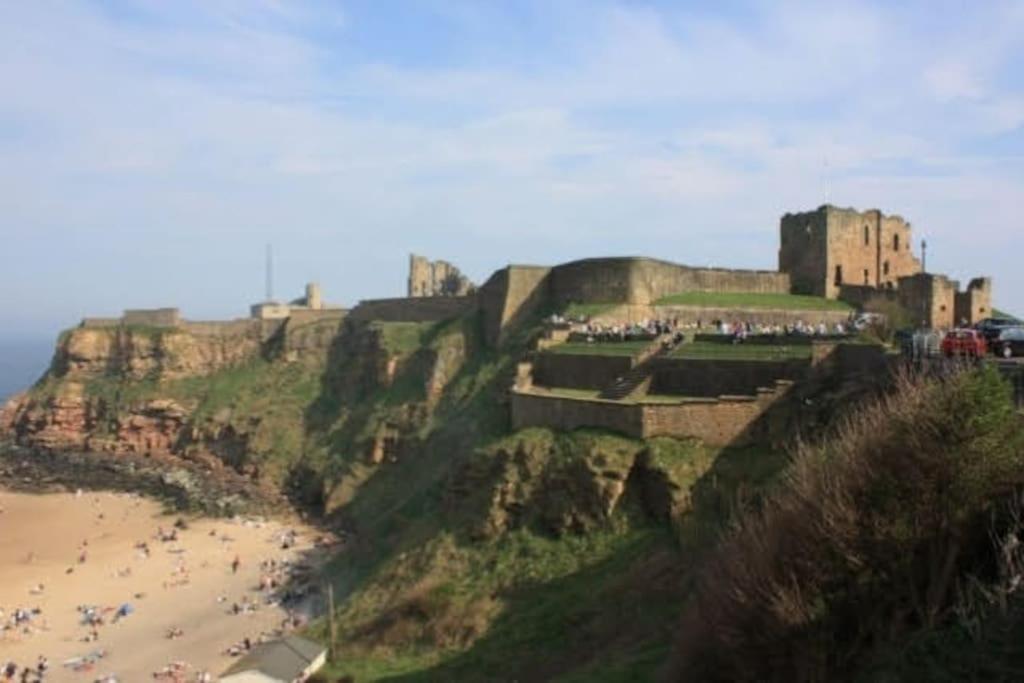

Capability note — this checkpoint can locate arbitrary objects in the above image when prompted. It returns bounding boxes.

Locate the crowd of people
[553,312,852,346]
[0,655,48,682]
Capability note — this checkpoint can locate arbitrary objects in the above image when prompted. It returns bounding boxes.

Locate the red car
[941,329,987,357]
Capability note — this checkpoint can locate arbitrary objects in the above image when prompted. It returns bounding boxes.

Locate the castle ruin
[779,205,990,328]
[78,205,993,346]
[407,255,475,298]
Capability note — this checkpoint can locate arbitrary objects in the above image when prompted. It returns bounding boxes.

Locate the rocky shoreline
[0,440,285,516]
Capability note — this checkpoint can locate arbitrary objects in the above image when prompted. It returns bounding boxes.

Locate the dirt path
[0,489,328,681]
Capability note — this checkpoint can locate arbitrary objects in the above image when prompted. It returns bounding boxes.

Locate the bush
[860,295,912,344]
[668,366,1024,682]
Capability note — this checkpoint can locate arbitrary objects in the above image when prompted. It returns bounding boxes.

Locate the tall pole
[921,239,927,273]
[265,244,274,302]
[327,581,337,661]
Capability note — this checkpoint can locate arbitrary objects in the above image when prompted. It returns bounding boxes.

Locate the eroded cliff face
[447,431,700,539]
[2,325,261,455]
[54,327,262,380]
[0,318,474,502]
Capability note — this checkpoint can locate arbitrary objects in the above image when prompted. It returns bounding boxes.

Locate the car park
[994,327,1024,358]
[941,329,987,358]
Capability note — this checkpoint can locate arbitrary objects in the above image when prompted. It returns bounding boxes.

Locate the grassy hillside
[669,366,1024,681]
[311,431,790,682]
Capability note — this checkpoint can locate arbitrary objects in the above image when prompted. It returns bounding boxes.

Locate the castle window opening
[894,234,900,251]
[834,265,843,286]
[863,269,869,285]
[883,260,890,276]
[864,225,870,245]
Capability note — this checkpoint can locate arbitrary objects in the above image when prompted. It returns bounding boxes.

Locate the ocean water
[0,338,53,403]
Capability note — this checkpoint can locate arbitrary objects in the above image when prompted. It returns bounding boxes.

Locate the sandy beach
[0,489,327,681]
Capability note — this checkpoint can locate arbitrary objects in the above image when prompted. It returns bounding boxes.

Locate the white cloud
[925,61,986,101]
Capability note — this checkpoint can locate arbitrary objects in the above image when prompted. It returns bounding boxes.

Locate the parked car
[975,317,1019,345]
[941,329,987,358]
[994,327,1024,358]
[853,312,885,331]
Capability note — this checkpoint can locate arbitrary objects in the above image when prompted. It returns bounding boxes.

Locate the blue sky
[1,0,1022,341]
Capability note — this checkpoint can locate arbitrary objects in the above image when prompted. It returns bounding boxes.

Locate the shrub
[668,365,1024,682]
[860,294,912,344]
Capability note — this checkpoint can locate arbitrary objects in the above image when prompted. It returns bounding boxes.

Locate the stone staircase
[598,334,672,400]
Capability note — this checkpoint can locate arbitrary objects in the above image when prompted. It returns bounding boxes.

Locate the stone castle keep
[78,205,991,340]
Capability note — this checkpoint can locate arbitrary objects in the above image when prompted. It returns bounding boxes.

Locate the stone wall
[548,257,789,307]
[897,273,957,329]
[180,319,260,337]
[408,254,475,297]
[779,208,830,296]
[123,308,181,327]
[532,353,635,391]
[779,205,921,298]
[641,389,784,445]
[285,309,347,326]
[478,265,552,347]
[954,277,992,326]
[648,358,811,397]
[510,390,644,437]
[348,296,476,323]
[81,318,122,329]
[510,382,794,446]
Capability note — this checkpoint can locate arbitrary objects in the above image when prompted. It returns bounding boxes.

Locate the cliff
[0,308,891,681]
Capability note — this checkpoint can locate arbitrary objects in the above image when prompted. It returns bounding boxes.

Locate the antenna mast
[265,244,274,302]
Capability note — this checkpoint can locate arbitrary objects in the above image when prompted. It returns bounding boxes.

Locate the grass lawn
[561,302,620,319]
[371,321,438,354]
[545,341,652,357]
[669,341,812,361]
[655,291,853,312]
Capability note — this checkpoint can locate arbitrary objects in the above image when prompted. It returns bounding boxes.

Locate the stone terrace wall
[548,258,790,307]
[348,296,475,323]
[642,389,784,445]
[510,383,793,446]
[649,358,811,397]
[510,391,644,436]
[532,353,635,390]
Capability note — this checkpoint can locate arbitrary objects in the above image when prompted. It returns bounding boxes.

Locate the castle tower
[305,282,323,310]
[779,205,922,298]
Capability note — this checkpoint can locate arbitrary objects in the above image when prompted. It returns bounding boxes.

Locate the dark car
[994,327,1024,358]
[976,317,1019,345]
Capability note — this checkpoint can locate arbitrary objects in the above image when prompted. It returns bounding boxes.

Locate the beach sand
[0,489,326,681]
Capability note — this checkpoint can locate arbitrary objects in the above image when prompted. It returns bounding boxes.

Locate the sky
[1,0,1022,343]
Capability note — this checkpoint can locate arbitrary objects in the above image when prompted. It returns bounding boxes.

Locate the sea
[0,338,53,403]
